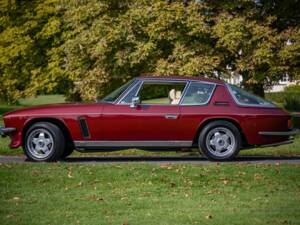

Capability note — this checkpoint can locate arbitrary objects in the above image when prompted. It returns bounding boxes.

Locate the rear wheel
[198,121,241,161]
[61,146,74,159]
[24,122,65,162]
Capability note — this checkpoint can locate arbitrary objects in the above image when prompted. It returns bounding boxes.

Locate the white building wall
[224,74,299,92]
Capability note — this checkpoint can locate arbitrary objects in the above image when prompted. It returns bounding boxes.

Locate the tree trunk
[241,72,265,98]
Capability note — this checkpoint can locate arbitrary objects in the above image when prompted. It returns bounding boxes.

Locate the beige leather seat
[169,89,182,105]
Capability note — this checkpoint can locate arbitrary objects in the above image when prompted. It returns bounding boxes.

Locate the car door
[178,81,217,141]
[99,80,189,147]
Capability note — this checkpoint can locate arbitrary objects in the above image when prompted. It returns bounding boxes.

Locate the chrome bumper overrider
[0,126,16,137]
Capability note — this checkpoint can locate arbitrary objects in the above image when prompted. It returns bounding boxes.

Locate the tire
[198,120,241,161]
[60,146,74,159]
[23,122,66,162]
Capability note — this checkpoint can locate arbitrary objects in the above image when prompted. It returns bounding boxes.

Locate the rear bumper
[258,129,299,148]
[0,126,16,137]
[259,129,299,136]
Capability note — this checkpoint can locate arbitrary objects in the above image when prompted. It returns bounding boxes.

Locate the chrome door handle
[165,114,178,119]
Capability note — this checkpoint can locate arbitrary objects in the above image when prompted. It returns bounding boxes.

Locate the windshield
[227,84,276,107]
[101,79,136,103]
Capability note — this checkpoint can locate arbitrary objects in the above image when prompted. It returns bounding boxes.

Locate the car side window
[137,82,186,105]
[181,82,215,105]
[228,84,275,107]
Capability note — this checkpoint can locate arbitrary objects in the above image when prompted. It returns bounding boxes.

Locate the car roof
[137,75,225,85]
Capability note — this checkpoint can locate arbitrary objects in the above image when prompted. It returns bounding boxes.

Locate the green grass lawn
[0,163,300,225]
[1,95,300,225]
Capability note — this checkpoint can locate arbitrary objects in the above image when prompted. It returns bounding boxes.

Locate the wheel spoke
[41,147,49,154]
[222,134,230,142]
[45,138,52,145]
[214,132,221,138]
[32,138,39,145]
[209,139,216,146]
[39,132,45,138]
[215,144,223,152]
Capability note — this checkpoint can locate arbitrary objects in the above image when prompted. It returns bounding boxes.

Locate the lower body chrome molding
[74,140,193,149]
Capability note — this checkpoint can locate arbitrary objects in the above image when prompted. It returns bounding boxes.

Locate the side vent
[78,117,90,139]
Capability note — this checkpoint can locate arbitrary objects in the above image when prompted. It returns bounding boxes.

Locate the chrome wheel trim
[26,129,54,159]
[205,127,236,158]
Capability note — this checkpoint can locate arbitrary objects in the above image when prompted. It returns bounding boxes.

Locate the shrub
[292,115,300,129]
[284,84,300,93]
[265,85,300,112]
[265,92,286,103]
[283,94,300,112]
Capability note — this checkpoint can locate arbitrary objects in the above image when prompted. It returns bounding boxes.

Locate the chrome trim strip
[107,78,217,106]
[259,129,299,136]
[140,77,217,85]
[101,79,139,104]
[74,140,193,148]
[113,79,140,104]
[117,79,188,106]
[117,80,143,104]
[178,81,191,105]
[179,81,217,106]
[138,79,189,84]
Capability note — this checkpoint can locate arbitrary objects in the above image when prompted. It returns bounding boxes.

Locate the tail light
[288,118,293,129]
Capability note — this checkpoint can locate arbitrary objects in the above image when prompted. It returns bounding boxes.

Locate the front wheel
[198,121,241,161]
[24,122,66,162]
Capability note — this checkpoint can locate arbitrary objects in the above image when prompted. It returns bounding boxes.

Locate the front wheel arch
[22,118,74,150]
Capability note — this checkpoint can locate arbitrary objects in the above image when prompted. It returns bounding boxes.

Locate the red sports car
[0,76,298,161]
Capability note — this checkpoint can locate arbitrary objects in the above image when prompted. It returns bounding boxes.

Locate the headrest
[169,89,176,100]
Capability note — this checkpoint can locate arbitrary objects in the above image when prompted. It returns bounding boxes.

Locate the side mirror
[130,96,140,108]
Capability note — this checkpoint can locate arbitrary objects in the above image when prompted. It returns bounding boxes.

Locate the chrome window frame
[117,80,143,105]
[117,79,188,106]
[179,81,217,106]
[226,83,276,108]
[100,79,139,104]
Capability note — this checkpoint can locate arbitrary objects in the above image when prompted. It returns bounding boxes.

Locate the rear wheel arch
[22,118,74,149]
[193,118,248,147]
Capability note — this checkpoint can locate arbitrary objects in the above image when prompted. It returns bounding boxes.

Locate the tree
[0,0,68,103]
[0,0,299,102]
[59,0,300,99]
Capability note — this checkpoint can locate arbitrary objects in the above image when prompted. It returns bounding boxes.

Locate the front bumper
[259,129,299,136]
[0,126,16,137]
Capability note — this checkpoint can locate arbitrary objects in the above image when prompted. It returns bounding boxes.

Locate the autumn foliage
[0,0,299,102]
